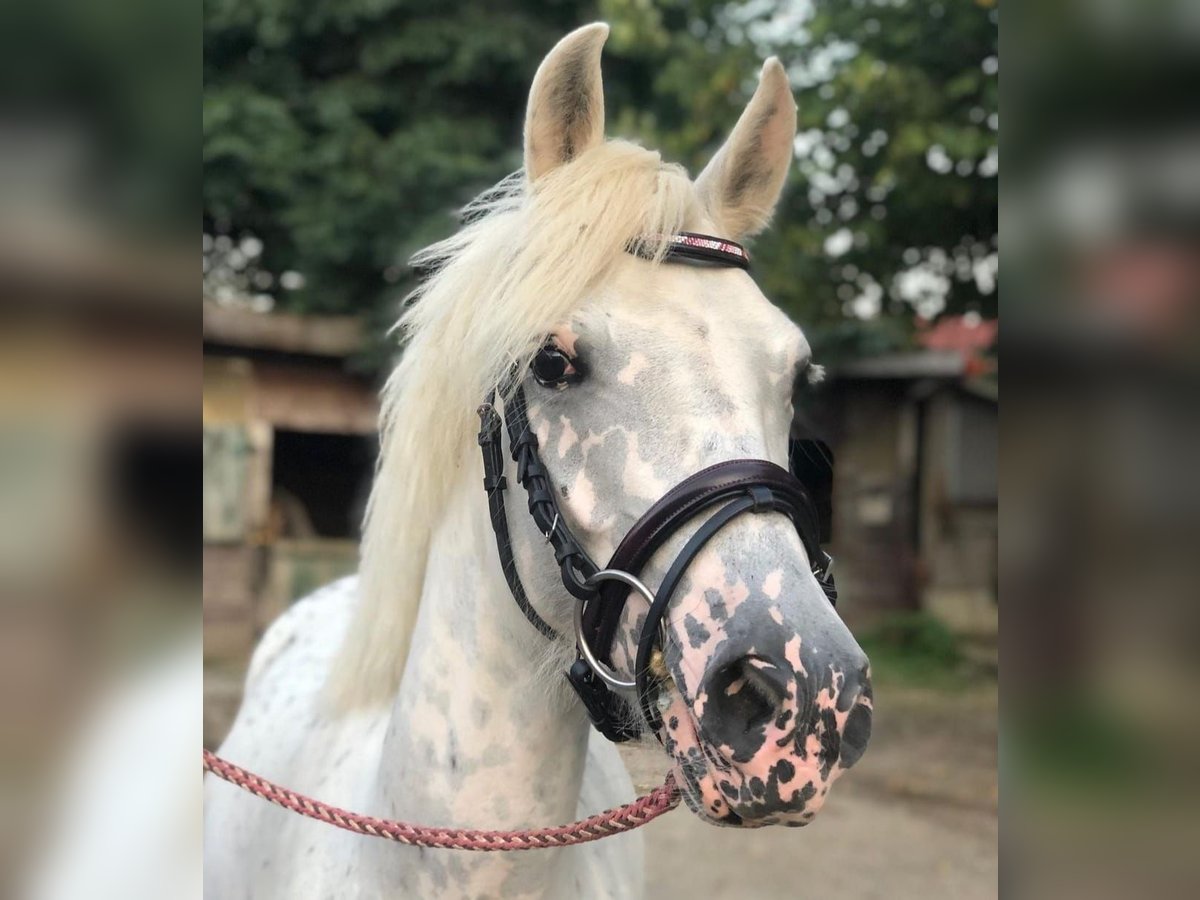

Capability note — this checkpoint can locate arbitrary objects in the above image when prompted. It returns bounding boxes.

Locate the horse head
[505,24,873,828]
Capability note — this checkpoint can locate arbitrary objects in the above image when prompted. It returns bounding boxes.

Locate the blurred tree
[762,0,999,357]
[599,0,997,358]
[204,0,589,324]
[1,0,198,236]
[204,0,997,362]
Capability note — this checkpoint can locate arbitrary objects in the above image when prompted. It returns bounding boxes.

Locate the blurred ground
[620,677,997,900]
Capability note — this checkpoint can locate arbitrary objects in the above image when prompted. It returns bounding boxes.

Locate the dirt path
[619,680,998,899]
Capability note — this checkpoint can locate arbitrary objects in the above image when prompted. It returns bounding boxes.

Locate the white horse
[205,23,873,899]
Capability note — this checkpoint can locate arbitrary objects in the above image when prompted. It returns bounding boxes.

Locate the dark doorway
[270,431,374,539]
[111,423,200,575]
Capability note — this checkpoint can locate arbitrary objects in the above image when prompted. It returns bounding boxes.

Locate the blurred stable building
[815,317,998,640]
[202,302,377,742]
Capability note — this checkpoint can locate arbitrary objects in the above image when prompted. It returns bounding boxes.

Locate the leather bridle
[476,231,837,743]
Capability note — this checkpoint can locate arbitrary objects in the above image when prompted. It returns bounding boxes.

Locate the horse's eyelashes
[792,360,823,402]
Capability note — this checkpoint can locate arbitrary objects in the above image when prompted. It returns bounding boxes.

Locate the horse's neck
[368,475,590,893]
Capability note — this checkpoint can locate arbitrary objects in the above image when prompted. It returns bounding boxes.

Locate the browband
[636,232,751,270]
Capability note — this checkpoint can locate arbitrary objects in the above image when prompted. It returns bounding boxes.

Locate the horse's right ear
[524,23,609,183]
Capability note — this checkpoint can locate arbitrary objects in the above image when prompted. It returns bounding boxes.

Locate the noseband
[476,231,837,743]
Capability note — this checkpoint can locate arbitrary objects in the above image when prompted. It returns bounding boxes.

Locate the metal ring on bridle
[574,569,658,691]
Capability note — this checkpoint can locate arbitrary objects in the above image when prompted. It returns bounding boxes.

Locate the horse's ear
[524,23,608,183]
[694,58,797,240]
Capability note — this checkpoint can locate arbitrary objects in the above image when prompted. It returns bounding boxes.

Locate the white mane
[327,140,699,707]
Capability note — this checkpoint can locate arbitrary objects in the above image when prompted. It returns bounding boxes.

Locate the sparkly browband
[629,232,751,270]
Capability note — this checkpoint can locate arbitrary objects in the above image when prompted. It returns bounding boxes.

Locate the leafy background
[203,0,997,364]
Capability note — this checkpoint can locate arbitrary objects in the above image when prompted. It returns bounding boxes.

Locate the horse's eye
[531,344,579,388]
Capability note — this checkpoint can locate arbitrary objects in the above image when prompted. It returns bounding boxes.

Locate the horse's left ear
[524,23,609,183]
[695,58,797,240]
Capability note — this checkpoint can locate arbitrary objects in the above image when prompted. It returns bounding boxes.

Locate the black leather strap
[477,392,559,640]
[501,385,600,599]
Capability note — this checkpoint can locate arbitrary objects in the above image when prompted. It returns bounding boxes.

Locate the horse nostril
[837,656,873,768]
[701,655,789,744]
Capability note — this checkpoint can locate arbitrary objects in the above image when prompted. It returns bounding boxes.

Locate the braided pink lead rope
[204,749,681,851]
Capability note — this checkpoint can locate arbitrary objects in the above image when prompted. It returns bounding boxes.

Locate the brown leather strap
[582,459,822,667]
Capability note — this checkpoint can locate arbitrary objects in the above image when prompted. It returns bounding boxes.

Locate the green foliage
[857,611,965,687]
[774,0,999,349]
[1014,699,1150,799]
[204,0,588,314]
[866,611,963,665]
[2,0,199,235]
[204,0,997,361]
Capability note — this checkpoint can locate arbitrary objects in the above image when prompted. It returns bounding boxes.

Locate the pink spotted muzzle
[660,633,873,826]
[628,566,873,830]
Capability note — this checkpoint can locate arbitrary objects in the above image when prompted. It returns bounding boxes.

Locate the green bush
[858,612,965,686]
[869,612,963,663]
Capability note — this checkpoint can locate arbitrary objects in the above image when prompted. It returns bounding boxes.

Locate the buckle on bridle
[476,400,499,436]
[815,550,835,583]
[813,551,838,606]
